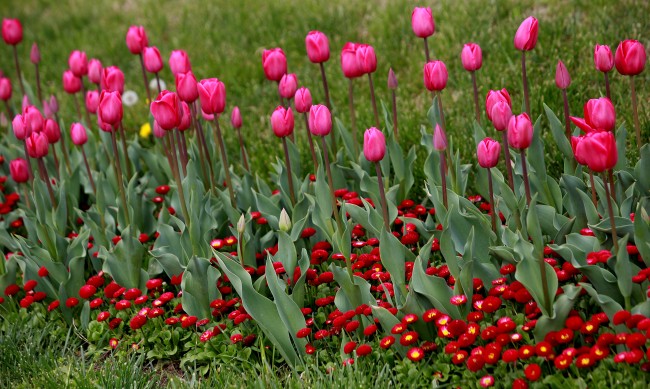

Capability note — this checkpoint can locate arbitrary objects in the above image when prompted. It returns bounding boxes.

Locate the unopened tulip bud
[126,26,148,55]
[30,42,40,64]
[23,106,43,133]
[88,59,103,84]
[49,95,59,114]
[9,158,29,183]
[387,68,398,89]
[490,101,513,131]
[411,7,435,38]
[12,114,29,140]
[461,43,482,72]
[294,87,312,113]
[614,39,647,76]
[169,50,192,75]
[485,89,511,121]
[237,214,246,235]
[271,106,294,138]
[2,18,23,45]
[279,209,292,232]
[305,31,330,63]
[341,42,363,79]
[593,44,614,73]
[178,101,191,131]
[85,90,99,114]
[43,118,61,144]
[423,60,448,91]
[197,78,226,115]
[68,50,88,77]
[513,16,539,51]
[507,113,533,150]
[175,71,199,103]
[363,127,386,162]
[98,90,123,127]
[101,66,125,93]
[278,73,298,99]
[356,44,377,74]
[555,60,571,89]
[231,106,242,128]
[0,77,11,101]
[576,131,617,172]
[143,46,163,73]
[150,90,181,130]
[63,70,82,94]
[70,122,88,146]
[262,48,287,82]
[308,104,331,136]
[477,138,501,168]
[433,124,447,151]
[584,97,616,132]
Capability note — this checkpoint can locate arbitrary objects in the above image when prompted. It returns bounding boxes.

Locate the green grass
[1,0,648,196]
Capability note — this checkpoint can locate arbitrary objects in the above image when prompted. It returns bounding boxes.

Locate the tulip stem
[302,113,318,169]
[138,54,151,103]
[602,172,618,252]
[118,123,133,179]
[4,101,13,120]
[471,71,480,124]
[12,45,26,97]
[501,131,515,192]
[50,142,60,175]
[321,136,343,232]
[190,103,215,191]
[73,94,83,123]
[561,89,571,140]
[439,150,448,209]
[34,63,43,106]
[22,185,31,210]
[235,127,250,172]
[155,73,162,95]
[604,73,611,101]
[281,137,296,206]
[175,129,187,177]
[436,92,446,130]
[319,62,332,110]
[348,79,357,156]
[80,146,96,195]
[37,158,56,207]
[367,73,381,129]
[629,77,641,153]
[56,115,72,175]
[607,169,616,203]
[538,245,551,315]
[487,168,497,234]
[22,142,33,180]
[520,150,531,206]
[391,88,398,140]
[110,131,130,227]
[375,163,390,231]
[588,170,598,207]
[521,52,531,116]
[214,118,236,208]
[423,37,431,62]
[167,132,191,229]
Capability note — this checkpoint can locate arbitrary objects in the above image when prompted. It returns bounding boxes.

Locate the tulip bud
[387,68,398,89]
[485,89,511,121]
[43,118,61,144]
[278,73,298,100]
[126,26,148,55]
[593,44,614,73]
[85,90,100,114]
[98,90,123,128]
[614,39,647,76]
[490,101,513,131]
[308,104,332,136]
[584,97,616,132]
[175,71,199,103]
[197,78,226,115]
[143,46,163,73]
[363,127,386,162]
[477,138,501,168]
[2,18,23,45]
[341,42,363,79]
[62,70,82,94]
[150,90,181,130]
[9,158,29,183]
[423,60,448,91]
[0,77,11,101]
[23,106,43,133]
[555,60,571,89]
[262,48,287,82]
[356,44,377,74]
[507,113,533,150]
[101,66,125,93]
[231,106,242,128]
[169,50,192,76]
[513,16,538,51]
[21,95,30,111]
[237,214,246,235]
[42,99,53,118]
[70,122,88,146]
[433,124,448,151]
[68,50,88,77]
[271,106,294,138]
[26,132,49,158]
[49,95,59,114]
[12,114,29,140]
[294,87,312,113]
[279,208,292,232]
[305,31,330,63]
[88,59,103,84]
[461,43,482,72]
[575,131,617,172]
[30,42,40,64]
[411,7,435,38]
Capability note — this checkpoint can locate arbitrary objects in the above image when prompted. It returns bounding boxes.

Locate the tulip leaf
[100,226,147,290]
[526,115,547,181]
[514,244,557,317]
[533,284,583,340]
[370,305,407,357]
[410,257,463,319]
[181,256,221,320]
[253,191,280,231]
[543,103,574,159]
[330,264,375,312]
[614,124,627,170]
[634,144,650,195]
[274,230,297,282]
[579,282,627,333]
[633,202,650,267]
[613,235,632,308]
[380,228,414,305]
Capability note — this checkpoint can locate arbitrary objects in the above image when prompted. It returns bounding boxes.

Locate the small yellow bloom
[140,122,151,138]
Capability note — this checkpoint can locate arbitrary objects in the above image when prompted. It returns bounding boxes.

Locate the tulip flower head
[461,43,483,72]
[555,60,571,89]
[593,44,614,73]
[387,68,398,89]
[26,132,49,158]
[68,50,88,77]
[30,43,40,64]
[363,127,386,162]
[262,48,287,82]
[62,70,82,94]
[571,136,588,166]
[125,26,148,55]
[0,77,12,101]
[197,78,226,115]
[70,123,88,146]
[411,7,435,38]
[294,87,312,113]
[43,118,61,144]
[477,138,501,168]
[278,73,298,99]
[575,131,617,172]
[507,113,533,150]
[308,104,332,136]
[570,97,616,133]
[175,71,199,103]
[168,50,192,76]
[23,106,43,133]
[85,90,99,114]
[98,90,123,128]
[614,39,646,76]
[490,101,513,132]
[178,101,191,131]
[305,31,330,63]
[433,124,447,151]
[513,16,538,51]
[423,60,448,91]
[2,18,23,45]
[9,158,29,183]
[150,90,181,130]
[231,106,242,129]
[485,89,511,121]
[143,47,163,73]
[101,66,125,93]
[271,106,294,138]
[356,44,377,74]
[341,42,363,79]
[88,59,103,84]
[12,114,29,140]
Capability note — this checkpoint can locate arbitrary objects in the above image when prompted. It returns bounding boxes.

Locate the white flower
[149,78,166,92]
[122,90,139,107]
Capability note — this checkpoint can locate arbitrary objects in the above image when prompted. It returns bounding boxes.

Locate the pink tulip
[153,121,165,138]
[9,158,29,183]
[341,42,363,79]
[201,109,214,121]
[584,98,616,132]
[0,77,11,100]
[231,106,242,128]
[411,7,435,38]
[513,16,538,51]
[62,70,82,94]
[85,90,99,114]
[30,43,40,64]
[143,46,163,73]
[49,95,59,114]
[570,136,588,166]
[169,50,192,75]
[68,50,88,77]
[150,90,181,130]
[88,59,103,84]
[363,127,386,162]
[197,78,226,115]
[98,90,123,127]
[97,115,113,132]
[178,101,191,131]
[175,71,199,103]
[26,132,49,158]
[12,114,29,140]
[507,113,533,150]
[43,118,61,144]
[423,60,448,91]
[433,124,447,151]
[614,39,646,76]
[308,104,332,136]
[101,66,125,93]
[125,26,148,55]
[555,60,571,89]
[2,18,22,45]
[305,31,330,63]
[485,89,511,121]
[294,87,312,113]
[461,43,482,72]
[70,122,88,146]
[490,101,513,131]
[388,68,398,89]
[575,131,617,172]
[593,44,614,73]
[356,44,377,74]
[23,106,43,133]
[477,138,501,168]
[278,73,298,99]
[271,106,294,138]
[262,48,287,82]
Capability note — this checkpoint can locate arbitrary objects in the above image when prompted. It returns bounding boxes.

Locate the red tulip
[461,43,482,72]
[1,18,22,45]
[575,131,617,172]
[305,31,330,63]
[68,50,88,77]
[98,90,123,127]
[85,90,99,114]
[294,87,312,113]
[271,106,294,138]
[308,104,332,136]
[12,114,29,140]
[197,78,226,115]
[614,39,646,76]
[150,90,181,130]
[0,77,11,100]
[594,44,614,73]
[30,43,40,64]
[490,101,513,131]
[485,89,511,121]
[88,59,103,84]
[125,26,148,55]
[231,106,242,128]
[555,60,571,89]
[341,42,363,79]
[433,124,447,151]
[62,70,82,94]
[9,158,29,183]
[25,132,49,158]
[477,138,501,168]
[570,136,587,166]
[423,60,448,91]
[262,48,287,82]
[356,44,377,74]
[178,101,191,131]
[70,123,88,146]
[143,46,163,73]
[175,71,199,103]
[278,73,298,99]
[43,118,61,144]
[584,98,616,131]
[101,66,125,93]
[514,16,538,51]
[363,127,386,162]
[507,113,533,150]
[411,7,435,38]
[168,50,192,75]
[23,106,43,133]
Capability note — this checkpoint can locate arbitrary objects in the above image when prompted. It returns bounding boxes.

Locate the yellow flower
[140,122,151,139]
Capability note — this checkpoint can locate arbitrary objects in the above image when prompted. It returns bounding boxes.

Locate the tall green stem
[348,79,357,156]
[110,130,130,227]
[602,172,619,252]
[375,163,390,231]
[213,118,236,208]
[167,132,191,228]
[281,136,296,206]
[320,136,343,232]
[520,150,531,206]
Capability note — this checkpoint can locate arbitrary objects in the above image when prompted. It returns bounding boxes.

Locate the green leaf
[514,232,558,317]
[379,228,414,306]
[543,103,574,159]
[633,202,650,267]
[614,235,632,308]
[181,256,221,319]
[410,257,463,319]
[274,231,297,281]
